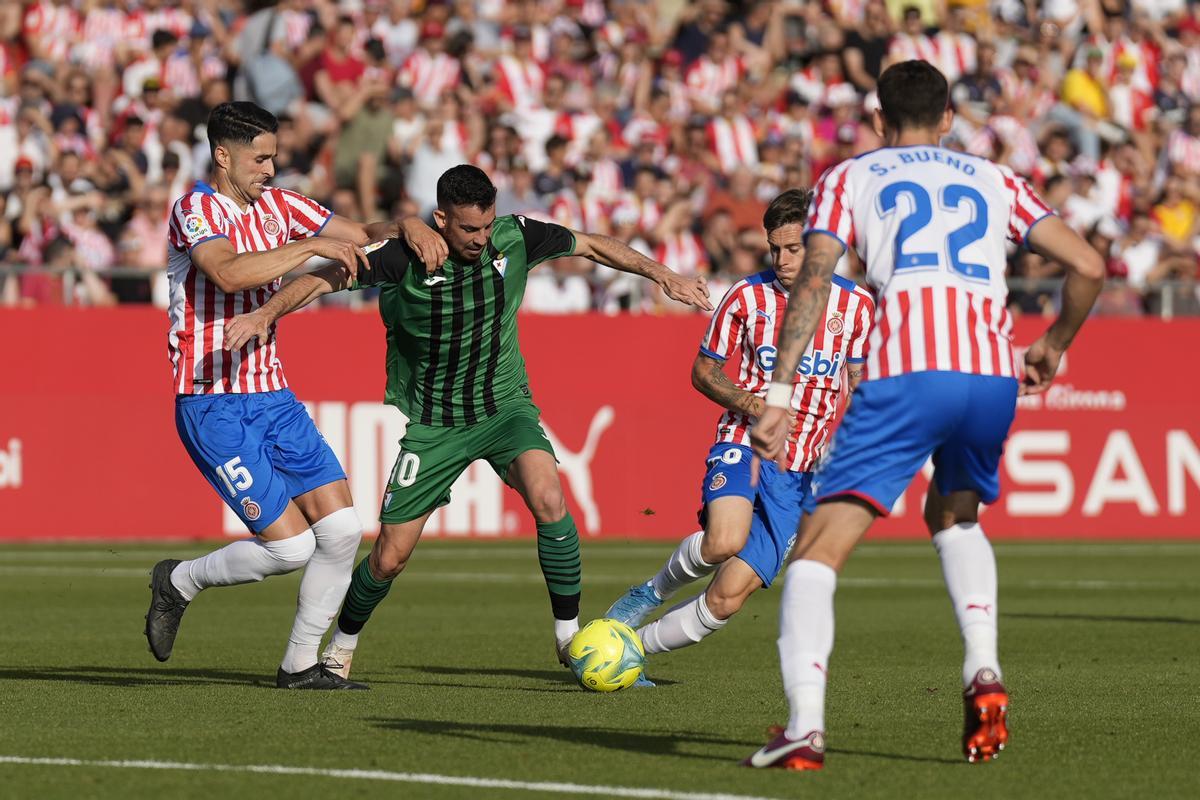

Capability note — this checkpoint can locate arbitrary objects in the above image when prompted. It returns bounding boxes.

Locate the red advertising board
[0,307,1197,539]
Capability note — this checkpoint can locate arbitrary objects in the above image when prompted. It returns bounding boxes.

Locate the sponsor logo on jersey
[755,308,774,321]
[827,311,844,335]
[493,253,508,277]
[709,472,727,491]
[756,345,845,377]
[261,214,282,237]
[240,497,261,521]
[362,240,388,254]
[183,213,213,240]
[423,270,448,286]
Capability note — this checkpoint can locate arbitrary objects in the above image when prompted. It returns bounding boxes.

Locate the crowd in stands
[1,0,1198,315]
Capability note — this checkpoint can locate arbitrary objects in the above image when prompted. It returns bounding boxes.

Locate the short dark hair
[763,189,813,232]
[207,102,277,157]
[877,60,948,132]
[437,164,497,210]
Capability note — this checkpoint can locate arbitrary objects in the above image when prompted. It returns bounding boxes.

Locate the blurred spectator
[0,0,1196,317]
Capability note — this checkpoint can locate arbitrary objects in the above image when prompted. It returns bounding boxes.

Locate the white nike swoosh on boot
[748,736,819,767]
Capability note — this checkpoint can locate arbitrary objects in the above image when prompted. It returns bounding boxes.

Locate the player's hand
[660,272,713,311]
[750,405,790,463]
[223,310,270,351]
[400,217,448,273]
[1020,334,1065,396]
[310,237,368,281]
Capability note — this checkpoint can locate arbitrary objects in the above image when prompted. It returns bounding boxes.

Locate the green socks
[336,557,394,635]
[537,514,582,620]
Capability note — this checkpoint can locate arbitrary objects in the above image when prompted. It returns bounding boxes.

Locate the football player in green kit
[224,164,712,680]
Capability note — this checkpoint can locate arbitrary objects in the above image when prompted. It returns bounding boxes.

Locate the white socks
[170,531,316,602]
[778,559,837,739]
[650,531,715,600]
[637,593,726,655]
[555,617,580,649]
[281,507,364,673]
[932,522,1001,686]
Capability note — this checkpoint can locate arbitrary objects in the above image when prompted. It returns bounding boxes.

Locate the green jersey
[357,214,576,426]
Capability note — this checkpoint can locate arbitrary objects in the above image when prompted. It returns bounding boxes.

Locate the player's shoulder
[830,273,875,307]
[171,181,221,216]
[731,269,778,295]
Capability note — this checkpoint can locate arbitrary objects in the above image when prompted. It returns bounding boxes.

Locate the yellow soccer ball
[568,618,646,692]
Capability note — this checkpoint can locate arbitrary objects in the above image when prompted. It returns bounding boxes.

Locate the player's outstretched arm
[1021,215,1106,395]
[749,232,842,461]
[571,231,714,311]
[691,352,766,418]
[191,235,367,294]
[222,264,352,351]
[320,215,447,271]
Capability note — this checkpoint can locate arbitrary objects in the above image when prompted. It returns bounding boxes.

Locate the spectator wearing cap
[1109,52,1156,139]
[397,21,461,109]
[495,26,546,113]
[163,20,226,101]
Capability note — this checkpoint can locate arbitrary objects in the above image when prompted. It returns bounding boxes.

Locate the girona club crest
[240,497,262,521]
[262,214,282,237]
[826,311,845,335]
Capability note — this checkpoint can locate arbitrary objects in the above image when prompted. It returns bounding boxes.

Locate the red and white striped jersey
[23,1,79,63]
[1167,129,1200,174]
[74,7,126,70]
[495,56,546,111]
[700,271,874,472]
[707,115,759,172]
[808,146,1053,381]
[398,49,461,107]
[685,55,743,112]
[165,184,332,395]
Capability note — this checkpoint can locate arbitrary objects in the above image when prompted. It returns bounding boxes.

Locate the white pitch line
[0,756,780,800]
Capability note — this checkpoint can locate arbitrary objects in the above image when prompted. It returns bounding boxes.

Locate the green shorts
[380,401,556,524]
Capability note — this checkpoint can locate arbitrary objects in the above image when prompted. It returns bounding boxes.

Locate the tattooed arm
[691,353,766,418]
[749,233,844,460]
[843,362,866,412]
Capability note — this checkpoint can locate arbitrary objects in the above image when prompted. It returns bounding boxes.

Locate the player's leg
[323,512,433,676]
[148,396,319,663]
[274,479,363,678]
[926,373,1019,762]
[750,374,952,770]
[323,419,465,676]
[638,558,760,654]
[607,444,755,626]
[505,448,582,660]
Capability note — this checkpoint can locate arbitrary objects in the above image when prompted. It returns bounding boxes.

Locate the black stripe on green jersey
[482,262,506,418]
[461,261,488,425]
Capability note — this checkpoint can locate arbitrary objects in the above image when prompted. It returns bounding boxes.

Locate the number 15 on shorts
[215,456,254,497]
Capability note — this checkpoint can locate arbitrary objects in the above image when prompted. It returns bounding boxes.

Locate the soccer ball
[568,618,645,692]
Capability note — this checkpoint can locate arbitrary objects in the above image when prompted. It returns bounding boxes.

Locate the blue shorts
[812,372,1018,515]
[175,389,346,533]
[699,443,814,588]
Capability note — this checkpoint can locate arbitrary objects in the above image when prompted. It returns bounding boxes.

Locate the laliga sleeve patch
[184,213,214,240]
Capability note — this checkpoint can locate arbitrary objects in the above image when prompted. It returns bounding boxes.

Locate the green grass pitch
[0,540,1197,799]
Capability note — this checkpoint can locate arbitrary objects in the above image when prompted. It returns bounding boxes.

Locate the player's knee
[262,530,317,574]
[525,485,566,522]
[700,529,745,564]
[312,507,364,557]
[369,540,412,580]
[704,586,749,619]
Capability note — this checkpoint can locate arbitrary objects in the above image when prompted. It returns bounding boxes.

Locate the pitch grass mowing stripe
[0,564,1195,591]
[0,756,783,800]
